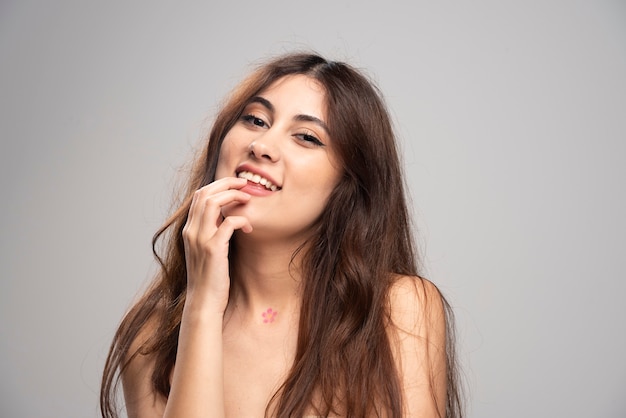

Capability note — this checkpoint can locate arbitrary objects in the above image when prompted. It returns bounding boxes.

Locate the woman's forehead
[254,75,327,111]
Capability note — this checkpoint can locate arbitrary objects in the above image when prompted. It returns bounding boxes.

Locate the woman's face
[215,74,342,242]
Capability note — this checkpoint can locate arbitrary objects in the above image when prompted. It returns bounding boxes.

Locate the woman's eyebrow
[248,96,274,112]
[294,114,330,135]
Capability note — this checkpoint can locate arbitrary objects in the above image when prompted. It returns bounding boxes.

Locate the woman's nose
[248,134,281,162]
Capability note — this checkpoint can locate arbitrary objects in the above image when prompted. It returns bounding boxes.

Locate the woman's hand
[182,177,252,313]
[123,178,253,418]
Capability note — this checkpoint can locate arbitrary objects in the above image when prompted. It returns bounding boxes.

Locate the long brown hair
[101,52,463,417]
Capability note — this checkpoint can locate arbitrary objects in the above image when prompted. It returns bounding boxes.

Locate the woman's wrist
[183,291,228,320]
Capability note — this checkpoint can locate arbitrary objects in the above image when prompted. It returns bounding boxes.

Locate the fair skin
[121,75,447,417]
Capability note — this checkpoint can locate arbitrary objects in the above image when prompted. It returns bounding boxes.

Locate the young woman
[101,52,463,418]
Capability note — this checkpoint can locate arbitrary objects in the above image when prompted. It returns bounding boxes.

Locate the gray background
[1,1,625,417]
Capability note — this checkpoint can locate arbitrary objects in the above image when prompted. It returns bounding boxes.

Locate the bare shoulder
[387,275,448,417]
[120,312,167,418]
[387,275,446,335]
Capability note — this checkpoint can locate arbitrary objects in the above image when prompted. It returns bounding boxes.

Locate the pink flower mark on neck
[262,308,277,323]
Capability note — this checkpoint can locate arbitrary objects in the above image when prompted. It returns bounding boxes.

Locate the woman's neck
[225,233,305,324]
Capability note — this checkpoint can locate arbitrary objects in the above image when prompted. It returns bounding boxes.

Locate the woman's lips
[236,167,282,191]
[240,180,276,196]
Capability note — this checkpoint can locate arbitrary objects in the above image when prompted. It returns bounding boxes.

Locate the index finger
[198,176,248,194]
[189,177,248,215]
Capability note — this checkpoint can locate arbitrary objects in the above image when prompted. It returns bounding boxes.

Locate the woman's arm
[388,276,448,418]
[122,177,252,418]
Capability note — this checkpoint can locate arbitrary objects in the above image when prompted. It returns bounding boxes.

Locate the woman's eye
[295,133,324,147]
[241,114,267,128]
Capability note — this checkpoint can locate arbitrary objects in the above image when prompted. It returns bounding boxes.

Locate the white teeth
[237,171,279,191]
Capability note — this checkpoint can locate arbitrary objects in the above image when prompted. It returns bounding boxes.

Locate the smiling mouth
[237,171,281,191]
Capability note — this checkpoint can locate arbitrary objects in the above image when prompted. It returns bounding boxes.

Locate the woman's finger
[197,176,247,196]
[184,177,248,238]
[210,216,253,247]
[195,189,251,238]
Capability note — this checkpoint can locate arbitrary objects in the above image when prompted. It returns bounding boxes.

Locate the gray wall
[1,1,625,417]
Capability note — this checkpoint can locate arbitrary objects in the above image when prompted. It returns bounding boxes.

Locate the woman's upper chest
[222,319,298,416]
